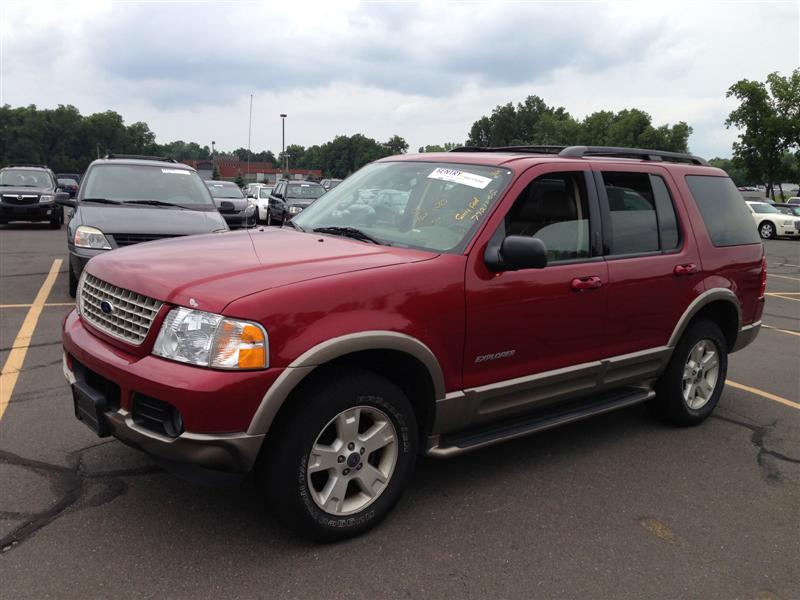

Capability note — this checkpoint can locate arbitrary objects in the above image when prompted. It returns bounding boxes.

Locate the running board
[426,387,655,458]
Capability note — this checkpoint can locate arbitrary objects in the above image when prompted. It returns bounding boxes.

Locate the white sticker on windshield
[427,167,492,189]
[161,168,190,175]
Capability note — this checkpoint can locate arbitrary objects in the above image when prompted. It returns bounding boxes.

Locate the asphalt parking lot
[0,224,798,600]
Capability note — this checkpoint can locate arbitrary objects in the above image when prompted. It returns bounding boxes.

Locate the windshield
[287,183,325,199]
[58,178,78,186]
[751,203,779,214]
[293,161,513,253]
[259,187,274,199]
[206,182,244,199]
[788,206,800,216]
[81,164,215,208]
[0,169,53,188]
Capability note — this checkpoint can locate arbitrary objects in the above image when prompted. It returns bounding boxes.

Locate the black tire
[68,262,78,298]
[759,221,776,239]
[266,210,272,226]
[259,369,418,542]
[49,211,61,229]
[651,319,728,427]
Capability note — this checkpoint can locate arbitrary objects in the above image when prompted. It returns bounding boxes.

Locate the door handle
[674,263,698,276]
[571,276,603,291]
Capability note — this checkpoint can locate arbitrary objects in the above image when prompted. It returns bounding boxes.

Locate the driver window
[504,172,591,262]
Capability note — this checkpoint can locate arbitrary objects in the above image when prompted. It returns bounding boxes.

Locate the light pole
[247,94,253,184]
[280,113,287,176]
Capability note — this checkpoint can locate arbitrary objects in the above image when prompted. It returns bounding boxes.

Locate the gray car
[205,181,258,229]
[56,156,228,297]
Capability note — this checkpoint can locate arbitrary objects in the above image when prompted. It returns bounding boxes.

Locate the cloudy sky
[2,0,797,158]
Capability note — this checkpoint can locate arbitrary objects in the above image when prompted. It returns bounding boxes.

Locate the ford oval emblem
[100,300,115,315]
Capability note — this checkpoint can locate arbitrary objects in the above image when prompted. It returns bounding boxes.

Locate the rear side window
[685,176,760,247]
[601,172,681,255]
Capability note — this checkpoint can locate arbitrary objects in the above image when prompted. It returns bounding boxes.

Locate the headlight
[75,269,87,315]
[74,225,112,250]
[288,206,303,214]
[153,307,268,370]
[246,204,256,213]
[39,194,54,203]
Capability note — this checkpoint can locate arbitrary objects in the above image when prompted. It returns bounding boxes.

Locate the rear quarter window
[685,175,760,247]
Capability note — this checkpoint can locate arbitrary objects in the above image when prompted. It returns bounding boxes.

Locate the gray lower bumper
[732,321,761,352]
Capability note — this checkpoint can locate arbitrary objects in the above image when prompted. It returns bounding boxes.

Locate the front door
[462,165,608,425]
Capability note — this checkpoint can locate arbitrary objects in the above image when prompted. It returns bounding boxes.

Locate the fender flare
[667,288,741,349]
[246,331,446,435]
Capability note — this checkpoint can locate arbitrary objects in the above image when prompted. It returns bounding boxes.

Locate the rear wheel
[759,221,776,239]
[652,319,728,426]
[259,370,417,542]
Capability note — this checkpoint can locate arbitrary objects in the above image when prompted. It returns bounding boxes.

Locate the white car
[746,201,800,239]
[253,185,274,222]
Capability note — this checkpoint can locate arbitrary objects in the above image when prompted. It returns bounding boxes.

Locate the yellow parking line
[767,273,800,282]
[727,380,800,411]
[0,302,73,309]
[766,293,800,302]
[0,259,63,422]
[762,324,800,337]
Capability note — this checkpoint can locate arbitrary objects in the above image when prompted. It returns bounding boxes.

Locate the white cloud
[1,0,797,158]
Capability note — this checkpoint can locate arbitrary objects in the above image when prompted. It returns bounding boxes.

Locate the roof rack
[448,145,707,165]
[4,164,50,169]
[104,154,178,163]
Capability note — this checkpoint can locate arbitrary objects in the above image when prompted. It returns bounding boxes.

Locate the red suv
[63,146,765,540]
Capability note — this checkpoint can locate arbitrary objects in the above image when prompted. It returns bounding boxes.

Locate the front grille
[132,394,183,438]
[111,233,181,247]
[80,274,163,345]
[2,194,38,205]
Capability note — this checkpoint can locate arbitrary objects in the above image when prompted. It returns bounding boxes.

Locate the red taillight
[758,256,767,298]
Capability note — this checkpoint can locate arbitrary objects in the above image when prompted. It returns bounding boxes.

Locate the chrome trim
[80,274,163,345]
[732,320,761,352]
[247,331,446,435]
[667,288,741,348]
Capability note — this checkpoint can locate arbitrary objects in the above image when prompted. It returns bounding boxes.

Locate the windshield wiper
[313,226,384,245]
[125,199,196,209]
[81,197,123,205]
[284,219,304,232]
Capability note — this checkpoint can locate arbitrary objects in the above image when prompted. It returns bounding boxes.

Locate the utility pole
[247,94,253,184]
[280,113,287,176]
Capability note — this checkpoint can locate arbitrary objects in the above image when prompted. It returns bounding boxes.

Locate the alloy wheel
[760,223,774,239]
[682,339,720,410]
[306,406,398,516]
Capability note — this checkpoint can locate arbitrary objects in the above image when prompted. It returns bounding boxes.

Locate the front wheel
[759,221,776,239]
[259,370,418,542]
[266,210,272,226]
[49,210,62,229]
[651,319,728,426]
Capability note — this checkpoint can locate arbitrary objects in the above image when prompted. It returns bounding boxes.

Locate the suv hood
[0,185,52,195]
[77,205,227,234]
[86,228,435,314]
[213,197,249,211]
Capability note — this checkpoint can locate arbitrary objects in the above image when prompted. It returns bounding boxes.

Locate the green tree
[726,69,800,199]
[211,164,220,180]
[385,135,409,155]
[234,171,245,187]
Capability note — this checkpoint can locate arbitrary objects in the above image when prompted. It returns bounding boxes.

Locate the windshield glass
[259,187,274,199]
[751,203,779,214]
[788,206,800,216]
[206,182,244,199]
[0,169,53,188]
[82,165,215,208]
[286,183,325,199]
[293,161,513,253]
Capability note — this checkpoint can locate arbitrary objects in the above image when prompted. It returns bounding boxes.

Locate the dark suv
[0,165,65,228]
[62,146,764,541]
[56,155,228,297]
[270,180,326,220]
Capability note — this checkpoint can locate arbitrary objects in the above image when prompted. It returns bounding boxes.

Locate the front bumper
[0,201,57,221]
[777,223,800,237]
[221,210,257,229]
[62,310,281,473]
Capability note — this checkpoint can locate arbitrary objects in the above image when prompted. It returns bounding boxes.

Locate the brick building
[182,158,321,183]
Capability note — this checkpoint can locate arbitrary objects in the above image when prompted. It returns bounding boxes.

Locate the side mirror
[55,192,76,208]
[484,235,548,272]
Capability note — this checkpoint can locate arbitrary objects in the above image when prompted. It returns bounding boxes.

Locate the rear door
[594,164,703,357]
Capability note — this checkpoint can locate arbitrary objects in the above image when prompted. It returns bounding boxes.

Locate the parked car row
[745,200,800,239]
[0,164,67,228]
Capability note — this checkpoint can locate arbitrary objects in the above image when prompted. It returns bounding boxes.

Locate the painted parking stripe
[767,273,800,282]
[0,259,63,422]
[766,293,800,302]
[0,302,74,309]
[762,324,800,337]
[727,380,800,411]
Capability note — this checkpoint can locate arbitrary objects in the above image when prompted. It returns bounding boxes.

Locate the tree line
[1,69,796,185]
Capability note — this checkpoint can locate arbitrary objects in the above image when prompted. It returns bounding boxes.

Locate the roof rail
[4,164,50,169]
[104,154,178,163]
[449,145,566,154]
[558,146,708,166]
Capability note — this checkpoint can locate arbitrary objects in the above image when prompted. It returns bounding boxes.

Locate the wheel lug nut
[343,468,350,475]
[337,455,345,463]
[359,447,365,455]
[348,442,355,450]
[356,463,362,470]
